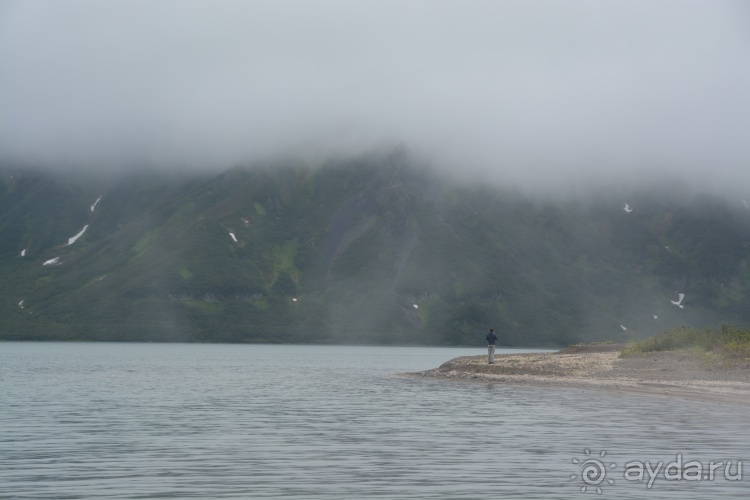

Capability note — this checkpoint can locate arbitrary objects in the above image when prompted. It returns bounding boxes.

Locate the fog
[1,0,749,191]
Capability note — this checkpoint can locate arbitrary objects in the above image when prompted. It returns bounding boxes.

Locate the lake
[1,342,747,499]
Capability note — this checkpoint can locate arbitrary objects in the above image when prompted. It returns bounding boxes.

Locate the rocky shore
[409,345,750,405]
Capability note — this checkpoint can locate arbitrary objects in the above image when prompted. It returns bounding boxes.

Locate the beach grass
[622,324,750,360]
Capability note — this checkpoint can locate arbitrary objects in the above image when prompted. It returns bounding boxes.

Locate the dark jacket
[486,331,497,345]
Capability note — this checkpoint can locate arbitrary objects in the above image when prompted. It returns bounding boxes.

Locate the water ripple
[1,343,747,499]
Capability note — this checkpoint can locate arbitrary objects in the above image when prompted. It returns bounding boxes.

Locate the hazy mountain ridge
[2,153,749,346]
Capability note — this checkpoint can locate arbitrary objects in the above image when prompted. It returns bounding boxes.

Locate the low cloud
[1,0,749,191]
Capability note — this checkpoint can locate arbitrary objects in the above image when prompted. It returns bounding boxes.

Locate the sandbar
[408,345,750,405]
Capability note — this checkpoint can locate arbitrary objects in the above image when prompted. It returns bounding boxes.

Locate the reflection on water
[1,342,747,499]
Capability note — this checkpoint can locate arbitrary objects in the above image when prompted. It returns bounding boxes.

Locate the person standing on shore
[486,328,498,364]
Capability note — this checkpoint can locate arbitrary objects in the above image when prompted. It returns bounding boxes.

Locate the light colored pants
[488,345,495,363]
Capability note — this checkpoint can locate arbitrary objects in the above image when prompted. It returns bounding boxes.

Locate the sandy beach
[409,345,750,405]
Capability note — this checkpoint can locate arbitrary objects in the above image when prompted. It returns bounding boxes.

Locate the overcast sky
[1,0,749,190]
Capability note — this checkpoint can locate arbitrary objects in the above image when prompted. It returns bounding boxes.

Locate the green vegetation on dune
[2,152,750,346]
[623,324,750,359]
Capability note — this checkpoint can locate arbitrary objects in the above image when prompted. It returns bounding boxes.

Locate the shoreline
[406,346,750,406]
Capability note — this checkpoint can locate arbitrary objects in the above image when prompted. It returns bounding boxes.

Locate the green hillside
[2,151,749,346]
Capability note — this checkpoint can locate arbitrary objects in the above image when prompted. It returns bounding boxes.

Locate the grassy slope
[2,154,749,345]
[622,324,750,368]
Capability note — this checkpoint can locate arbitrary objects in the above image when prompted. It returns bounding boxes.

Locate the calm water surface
[1,342,747,499]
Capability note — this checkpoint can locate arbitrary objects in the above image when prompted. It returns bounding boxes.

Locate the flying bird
[413,304,419,309]
[671,293,685,309]
[653,315,658,320]
[619,324,627,331]
[623,203,633,213]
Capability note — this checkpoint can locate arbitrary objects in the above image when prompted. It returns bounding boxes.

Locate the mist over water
[1,0,749,192]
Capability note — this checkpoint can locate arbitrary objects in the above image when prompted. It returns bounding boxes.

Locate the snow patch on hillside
[67,225,89,245]
[91,196,102,212]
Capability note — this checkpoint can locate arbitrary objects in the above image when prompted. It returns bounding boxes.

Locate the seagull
[619,324,627,331]
[653,315,658,320]
[413,304,419,309]
[229,232,238,243]
[623,203,633,213]
[671,293,685,309]
[292,297,298,302]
